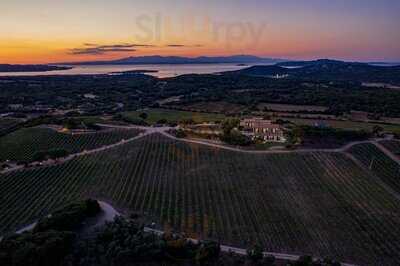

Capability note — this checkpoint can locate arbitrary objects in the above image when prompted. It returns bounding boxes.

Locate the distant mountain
[276,59,352,67]
[225,59,400,85]
[0,64,72,73]
[368,62,400,67]
[59,55,285,65]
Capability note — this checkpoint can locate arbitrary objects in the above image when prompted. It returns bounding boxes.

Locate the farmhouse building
[240,118,286,142]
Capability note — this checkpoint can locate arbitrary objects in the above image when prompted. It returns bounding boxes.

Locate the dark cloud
[166,44,204,48]
[70,47,137,55]
[166,44,186,47]
[70,43,154,55]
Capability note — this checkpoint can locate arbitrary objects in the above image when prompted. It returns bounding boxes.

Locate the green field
[1,134,400,265]
[123,108,226,124]
[0,127,142,162]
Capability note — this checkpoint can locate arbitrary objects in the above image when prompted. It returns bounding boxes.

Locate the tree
[289,255,313,266]
[175,129,187,138]
[157,119,168,124]
[372,125,384,137]
[139,112,148,120]
[262,255,276,266]
[287,126,304,145]
[63,118,79,130]
[221,118,240,135]
[220,118,251,146]
[247,244,264,262]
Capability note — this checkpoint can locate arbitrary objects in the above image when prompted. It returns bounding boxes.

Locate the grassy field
[0,127,142,162]
[1,134,400,265]
[123,108,227,124]
[174,101,248,114]
[258,103,328,112]
[288,118,400,131]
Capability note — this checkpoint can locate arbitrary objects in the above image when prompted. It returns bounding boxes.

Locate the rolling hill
[225,59,400,85]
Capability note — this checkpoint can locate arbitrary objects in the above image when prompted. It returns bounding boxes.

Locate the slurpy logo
[134,12,268,49]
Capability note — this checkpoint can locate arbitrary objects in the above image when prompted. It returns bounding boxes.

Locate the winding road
[4,123,398,266]
[2,123,398,174]
[0,200,357,265]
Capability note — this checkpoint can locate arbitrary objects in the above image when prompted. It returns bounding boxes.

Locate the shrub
[32,149,68,162]
[0,230,75,266]
[175,129,187,138]
[246,244,264,262]
[139,112,148,120]
[33,199,101,233]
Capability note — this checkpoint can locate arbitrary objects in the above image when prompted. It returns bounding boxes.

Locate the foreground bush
[0,230,75,266]
[34,199,101,233]
[64,216,221,266]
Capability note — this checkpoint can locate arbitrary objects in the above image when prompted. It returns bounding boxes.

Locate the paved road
[161,129,383,154]
[0,128,149,174]
[97,124,397,156]
[373,141,400,164]
[0,200,356,265]
[142,227,357,266]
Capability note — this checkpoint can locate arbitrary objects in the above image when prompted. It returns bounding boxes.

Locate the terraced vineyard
[0,118,18,128]
[0,127,142,162]
[0,118,20,135]
[349,143,400,193]
[2,134,400,265]
[379,140,400,158]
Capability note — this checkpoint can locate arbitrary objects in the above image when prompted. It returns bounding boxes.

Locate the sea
[0,64,254,78]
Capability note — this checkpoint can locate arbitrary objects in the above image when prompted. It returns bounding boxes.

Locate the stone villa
[240,118,286,142]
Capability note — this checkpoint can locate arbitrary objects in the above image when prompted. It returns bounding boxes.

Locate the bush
[70,216,221,265]
[262,255,276,266]
[33,199,101,233]
[32,149,69,162]
[63,118,80,130]
[114,114,148,126]
[157,119,168,125]
[175,129,187,138]
[246,244,264,262]
[220,129,252,146]
[0,199,101,266]
[139,112,148,120]
[0,230,75,266]
[220,118,252,146]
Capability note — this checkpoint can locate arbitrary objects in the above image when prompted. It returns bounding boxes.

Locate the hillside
[226,59,400,85]
[60,55,285,65]
[0,127,143,162]
[2,133,400,265]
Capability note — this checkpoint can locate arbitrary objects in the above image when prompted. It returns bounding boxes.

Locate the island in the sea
[109,69,159,75]
[0,64,72,73]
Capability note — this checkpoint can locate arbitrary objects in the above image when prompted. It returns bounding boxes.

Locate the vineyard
[0,118,20,136]
[2,134,400,265]
[379,140,400,157]
[0,127,142,162]
[0,118,18,129]
[349,143,400,194]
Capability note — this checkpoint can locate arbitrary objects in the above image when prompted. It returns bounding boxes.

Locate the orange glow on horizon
[1,34,399,64]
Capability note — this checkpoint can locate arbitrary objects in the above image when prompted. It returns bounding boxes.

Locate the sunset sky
[1,0,399,64]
